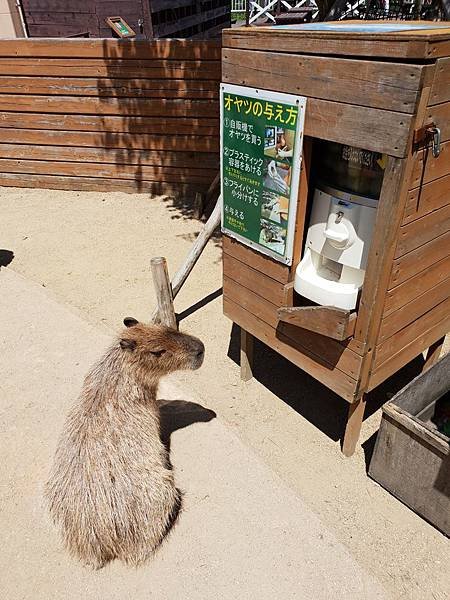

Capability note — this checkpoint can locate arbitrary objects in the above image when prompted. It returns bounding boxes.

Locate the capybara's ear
[123,317,139,328]
[120,338,137,351]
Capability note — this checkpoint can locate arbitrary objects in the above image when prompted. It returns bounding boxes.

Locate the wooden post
[342,395,367,457]
[151,195,222,322]
[151,257,177,329]
[193,192,204,220]
[422,336,445,373]
[240,328,254,382]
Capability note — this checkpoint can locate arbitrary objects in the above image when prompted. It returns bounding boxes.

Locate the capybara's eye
[150,350,166,357]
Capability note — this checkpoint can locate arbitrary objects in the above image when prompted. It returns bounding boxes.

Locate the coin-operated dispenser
[294,142,386,311]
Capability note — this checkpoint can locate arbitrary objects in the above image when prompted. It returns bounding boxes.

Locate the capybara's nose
[195,340,205,358]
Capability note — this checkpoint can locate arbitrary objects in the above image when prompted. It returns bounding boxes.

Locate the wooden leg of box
[342,395,367,457]
[240,327,254,382]
[422,336,445,373]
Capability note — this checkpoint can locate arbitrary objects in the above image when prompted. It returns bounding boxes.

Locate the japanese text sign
[220,84,306,264]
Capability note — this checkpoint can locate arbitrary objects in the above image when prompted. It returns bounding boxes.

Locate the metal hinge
[413,123,441,158]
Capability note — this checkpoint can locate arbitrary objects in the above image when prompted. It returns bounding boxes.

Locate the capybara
[45,317,205,569]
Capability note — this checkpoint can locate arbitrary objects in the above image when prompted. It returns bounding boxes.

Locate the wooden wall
[369,65,450,389]
[0,38,220,197]
[20,0,230,40]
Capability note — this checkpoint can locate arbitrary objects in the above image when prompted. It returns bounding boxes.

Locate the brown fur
[45,319,204,569]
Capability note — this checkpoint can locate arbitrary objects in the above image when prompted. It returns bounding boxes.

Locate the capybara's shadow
[158,399,217,453]
[0,249,14,268]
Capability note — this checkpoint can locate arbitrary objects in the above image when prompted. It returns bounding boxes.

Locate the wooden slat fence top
[0,38,222,60]
[225,21,450,41]
[223,21,450,60]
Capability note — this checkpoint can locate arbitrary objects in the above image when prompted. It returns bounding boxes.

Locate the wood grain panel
[223,297,358,402]
[395,203,450,257]
[0,59,221,79]
[411,140,450,187]
[223,276,363,375]
[384,254,450,317]
[0,76,219,99]
[375,297,450,367]
[222,235,289,284]
[390,230,450,287]
[0,39,220,194]
[0,113,219,135]
[0,95,218,118]
[0,172,206,195]
[0,129,219,152]
[425,101,450,142]
[0,158,214,183]
[429,57,450,104]
[223,253,285,306]
[403,174,450,224]
[379,278,450,343]
[0,38,222,60]
[222,48,423,113]
[0,144,219,169]
[222,28,444,60]
[368,316,450,391]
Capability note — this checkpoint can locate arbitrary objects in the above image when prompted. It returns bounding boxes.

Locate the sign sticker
[221,84,306,265]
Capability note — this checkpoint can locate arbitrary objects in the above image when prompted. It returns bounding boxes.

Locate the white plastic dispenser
[294,187,377,311]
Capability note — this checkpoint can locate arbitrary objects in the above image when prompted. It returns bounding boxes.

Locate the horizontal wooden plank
[375,296,450,367]
[0,112,219,135]
[223,297,358,402]
[390,230,450,287]
[379,278,450,343]
[429,57,450,105]
[0,95,219,118]
[384,254,450,317]
[0,38,222,60]
[222,48,423,113]
[0,128,219,152]
[0,172,209,195]
[0,158,215,183]
[0,58,221,79]
[223,275,363,376]
[222,235,289,284]
[222,28,445,60]
[0,76,219,99]
[411,140,450,187]
[369,316,450,391]
[395,203,450,257]
[426,101,450,142]
[0,144,219,169]
[223,252,285,306]
[278,305,357,341]
[404,174,450,224]
[307,100,411,157]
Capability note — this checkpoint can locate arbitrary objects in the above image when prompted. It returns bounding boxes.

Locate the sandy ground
[1,267,385,599]
[1,186,448,599]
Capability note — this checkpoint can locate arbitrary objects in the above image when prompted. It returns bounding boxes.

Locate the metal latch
[413,123,441,158]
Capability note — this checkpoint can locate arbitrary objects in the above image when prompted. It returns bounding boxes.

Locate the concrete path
[0,267,386,600]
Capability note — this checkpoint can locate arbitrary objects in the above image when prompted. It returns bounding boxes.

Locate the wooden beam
[278,306,357,341]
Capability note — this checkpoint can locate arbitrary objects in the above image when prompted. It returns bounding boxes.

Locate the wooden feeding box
[220,22,450,455]
[369,353,450,536]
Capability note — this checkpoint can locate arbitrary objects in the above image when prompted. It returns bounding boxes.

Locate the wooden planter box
[221,22,450,455]
[369,353,450,536]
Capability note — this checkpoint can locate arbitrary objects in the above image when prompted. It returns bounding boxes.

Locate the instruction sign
[220,83,306,265]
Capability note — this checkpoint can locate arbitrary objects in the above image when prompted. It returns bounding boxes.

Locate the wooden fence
[0,38,221,197]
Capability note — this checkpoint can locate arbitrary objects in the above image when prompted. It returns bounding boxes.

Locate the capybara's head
[119,317,204,376]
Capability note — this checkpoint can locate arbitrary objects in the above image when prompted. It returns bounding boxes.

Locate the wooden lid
[223,20,450,60]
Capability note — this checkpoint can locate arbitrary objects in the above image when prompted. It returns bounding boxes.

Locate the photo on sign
[264,127,295,165]
[263,158,291,197]
[261,189,289,227]
[259,218,287,255]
